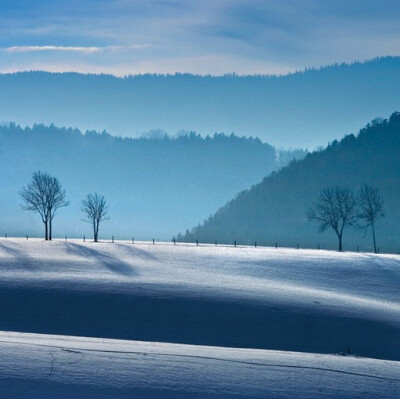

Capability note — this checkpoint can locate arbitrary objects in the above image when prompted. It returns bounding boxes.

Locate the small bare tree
[20,171,69,240]
[81,193,109,242]
[45,174,70,240]
[357,185,384,253]
[307,186,357,251]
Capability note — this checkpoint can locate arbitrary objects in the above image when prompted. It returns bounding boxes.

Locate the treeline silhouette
[179,112,400,253]
[1,56,400,148]
[0,123,304,240]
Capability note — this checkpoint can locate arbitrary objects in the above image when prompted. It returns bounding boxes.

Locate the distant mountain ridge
[179,113,400,253]
[1,56,400,148]
[0,123,304,240]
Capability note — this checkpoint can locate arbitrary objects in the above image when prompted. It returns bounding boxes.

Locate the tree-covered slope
[0,124,304,239]
[1,57,400,148]
[180,113,400,253]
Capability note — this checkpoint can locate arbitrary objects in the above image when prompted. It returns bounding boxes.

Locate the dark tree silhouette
[45,175,70,240]
[81,193,110,242]
[307,186,357,251]
[357,185,384,253]
[20,171,69,240]
[20,171,49,240]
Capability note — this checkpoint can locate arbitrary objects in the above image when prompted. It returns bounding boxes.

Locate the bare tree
[20,171,69,240]
[357,185,384,253]
[307,186,357,251]
[20,171,49,240]
[81,193,110,242]
[45,175,70,240]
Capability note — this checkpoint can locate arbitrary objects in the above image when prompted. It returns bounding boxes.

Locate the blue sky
[1,0,400,75]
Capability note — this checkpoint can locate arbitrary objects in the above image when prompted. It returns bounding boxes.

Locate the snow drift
[0,238,399,359]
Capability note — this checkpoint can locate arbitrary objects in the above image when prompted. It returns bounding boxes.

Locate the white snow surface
[0,238,399,319]
[0,331,399,399]
[0,238,399,397]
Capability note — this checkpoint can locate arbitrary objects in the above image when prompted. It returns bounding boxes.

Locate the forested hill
[1,57,400,148]
[0,124,304,240]
[179,113,400,253]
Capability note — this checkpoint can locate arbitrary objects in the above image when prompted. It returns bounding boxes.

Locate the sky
[0,0,400,76]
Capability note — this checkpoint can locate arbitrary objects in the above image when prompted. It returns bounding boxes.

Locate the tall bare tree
[81,193,110,242]
[307,186,358,251]
[20,171,69,240]
[357,185,384,253]
[20,171,49,240]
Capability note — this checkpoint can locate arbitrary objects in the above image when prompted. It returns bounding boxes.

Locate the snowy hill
[0,238,399,397]
[0,331,399,399]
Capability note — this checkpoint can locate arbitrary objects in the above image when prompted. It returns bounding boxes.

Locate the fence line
[1,233,394,254]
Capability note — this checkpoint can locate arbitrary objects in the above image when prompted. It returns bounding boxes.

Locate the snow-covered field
[0,238,399,397]
[1,331,399,399]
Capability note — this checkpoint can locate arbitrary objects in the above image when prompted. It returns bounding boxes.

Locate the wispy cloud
[3,45,102,53]
[1,44,149,54]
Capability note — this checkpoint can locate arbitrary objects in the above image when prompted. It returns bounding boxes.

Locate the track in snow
[0,331,399,399]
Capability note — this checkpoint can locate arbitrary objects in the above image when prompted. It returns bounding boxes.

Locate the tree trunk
[44,220,48,241]
[338,234,343,252]
[49,217,52,241]
[96,223,99,242]
[94,224,97,242]
[372,222,377,254]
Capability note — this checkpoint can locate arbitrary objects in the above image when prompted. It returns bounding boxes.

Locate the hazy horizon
[1,1,400,76]
[0,56,392,79]
[1,57,399,148]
